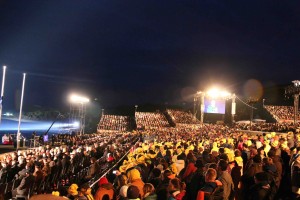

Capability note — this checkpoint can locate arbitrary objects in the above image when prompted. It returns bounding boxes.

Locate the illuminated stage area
[0,117,79,138]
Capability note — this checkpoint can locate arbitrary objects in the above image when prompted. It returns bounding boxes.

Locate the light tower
[69,94,89,135]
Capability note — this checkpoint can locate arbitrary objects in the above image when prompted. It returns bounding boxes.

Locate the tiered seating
[167,109,199,124]
[264,105,300,122]
[97,115,131,131]
[135,112,170,129]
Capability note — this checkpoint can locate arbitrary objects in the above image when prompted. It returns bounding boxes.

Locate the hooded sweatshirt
[94,183,114,200]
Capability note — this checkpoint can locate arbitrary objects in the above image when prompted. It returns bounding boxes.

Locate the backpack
[204,185,224,200]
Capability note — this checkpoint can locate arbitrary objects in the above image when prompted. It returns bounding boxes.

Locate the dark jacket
[17,174,35,195]
[246,182,271,200]
[185,169,205,200]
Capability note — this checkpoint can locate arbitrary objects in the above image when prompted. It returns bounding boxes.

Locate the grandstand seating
[166,109,199,124]
[135,111,170,129]
[264,105,300,122]
[97,115,132,131]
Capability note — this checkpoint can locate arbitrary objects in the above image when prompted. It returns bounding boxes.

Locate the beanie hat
[127,185,140,199]
[68,184,78,196]
[98,177,109,186]
[127,169,141,181]
[119,185,129,197]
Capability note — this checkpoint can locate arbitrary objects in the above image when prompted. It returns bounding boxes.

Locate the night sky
[0,1,300,112]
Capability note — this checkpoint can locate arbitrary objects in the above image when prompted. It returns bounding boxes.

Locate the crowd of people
[98,115,132,131]
[235,122,299,133]
[6,123,297,200]
[265,105,300,122]
[166,109,199,124]
[135,112,170,130]
[91,124,300,200]
[0,132,139,199]
[1,108,300,200]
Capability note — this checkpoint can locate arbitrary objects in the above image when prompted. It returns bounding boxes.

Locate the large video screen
[204,98,226,114]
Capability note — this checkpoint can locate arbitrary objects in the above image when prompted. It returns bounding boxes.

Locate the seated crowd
[135,112,170,130]
[98,115,132,131]
[0,131,139,199]
[91,125,300,200]
[15,123,299,200]
[166,109,199,124]
[1,108,300,200]
[265,105,300,122]
[235,121,299,133]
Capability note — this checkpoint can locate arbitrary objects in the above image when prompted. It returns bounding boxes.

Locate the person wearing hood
[127,168,145,197]
[94,177,114,200]
[67,183,79,200]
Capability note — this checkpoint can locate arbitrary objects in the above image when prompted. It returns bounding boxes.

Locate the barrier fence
[90,137,140,188]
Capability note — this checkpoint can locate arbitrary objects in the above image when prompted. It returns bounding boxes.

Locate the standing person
[291,153,300,198]
[217,159,234,200]
[197,168,224,200]
[240,154,263,198]
[185,159,206,200]
[127,168,145,197]
[247,172,275,200]
[86,157,100,180]
[182,153,197,183]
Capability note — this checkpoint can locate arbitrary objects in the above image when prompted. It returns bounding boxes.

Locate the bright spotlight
[73,121,80,128]
[207,88,220,98]
[69,94,90,104]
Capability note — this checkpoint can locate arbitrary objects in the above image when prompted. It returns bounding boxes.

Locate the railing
[90,137,140,188]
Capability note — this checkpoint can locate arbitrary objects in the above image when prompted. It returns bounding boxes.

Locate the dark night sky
[0,0,300,111]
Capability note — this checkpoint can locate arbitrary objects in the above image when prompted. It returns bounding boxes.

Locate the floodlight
[69,94,90,104]
[207,88,220,98]
[73,121,80,128]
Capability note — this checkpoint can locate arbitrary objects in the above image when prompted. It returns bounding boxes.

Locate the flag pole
[17,73,26,149]
[0,66,7,124]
